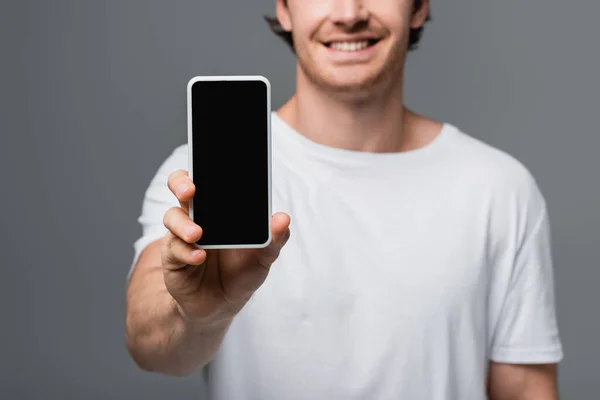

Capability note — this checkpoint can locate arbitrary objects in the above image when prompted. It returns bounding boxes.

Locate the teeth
[330,40,370,51]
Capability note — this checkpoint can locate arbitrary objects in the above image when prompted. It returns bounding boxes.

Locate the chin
[298,48,404,97]
[324,80,378,95]
[312,67,394,96]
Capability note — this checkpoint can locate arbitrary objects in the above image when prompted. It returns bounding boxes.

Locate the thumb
[272,212,291,239]
[256,212,291,268]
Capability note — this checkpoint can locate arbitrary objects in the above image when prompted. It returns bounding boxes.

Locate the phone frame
[186,75,272,250]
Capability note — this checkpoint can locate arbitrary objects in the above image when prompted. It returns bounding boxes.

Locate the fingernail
[177,183,188,196]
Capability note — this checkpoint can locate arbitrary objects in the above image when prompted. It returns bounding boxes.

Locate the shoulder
[443,124,544,206]
[440,125,551,251]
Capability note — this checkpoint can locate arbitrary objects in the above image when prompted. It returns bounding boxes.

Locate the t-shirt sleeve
[489,199,564,364]
[127,145,188,281]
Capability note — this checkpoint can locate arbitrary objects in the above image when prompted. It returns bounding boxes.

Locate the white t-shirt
[129,112,563,399]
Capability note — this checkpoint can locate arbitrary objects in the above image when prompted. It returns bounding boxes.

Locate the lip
[323,32,381,43]
[322,34,381,44]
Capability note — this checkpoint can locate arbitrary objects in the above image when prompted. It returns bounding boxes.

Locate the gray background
[1,0,598,398]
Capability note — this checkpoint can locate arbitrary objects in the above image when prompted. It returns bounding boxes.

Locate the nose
[329,0,370,27]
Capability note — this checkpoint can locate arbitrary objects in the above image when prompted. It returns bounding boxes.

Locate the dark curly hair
[265,0,431,53]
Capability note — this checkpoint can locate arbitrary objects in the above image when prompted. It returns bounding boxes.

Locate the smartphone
[187,75,272,249]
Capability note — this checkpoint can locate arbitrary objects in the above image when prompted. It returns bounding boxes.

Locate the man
[125,1,563,399]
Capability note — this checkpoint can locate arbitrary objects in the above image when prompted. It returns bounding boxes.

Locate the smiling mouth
[323,39,381,52]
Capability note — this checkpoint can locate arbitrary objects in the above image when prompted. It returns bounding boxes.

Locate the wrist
[170,297,234,330]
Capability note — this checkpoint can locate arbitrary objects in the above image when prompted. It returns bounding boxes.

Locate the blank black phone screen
[190,79,270,246]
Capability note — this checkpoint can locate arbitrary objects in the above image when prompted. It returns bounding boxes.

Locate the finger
[256,212,292,268]
[162,231,207,271]
[271,212,291,246]
[163,206,203,244]
[167,169,195,213]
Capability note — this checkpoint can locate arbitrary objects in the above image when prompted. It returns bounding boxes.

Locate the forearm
[489,387,557,400]
[125,264,232,376]
[488,362,558,400]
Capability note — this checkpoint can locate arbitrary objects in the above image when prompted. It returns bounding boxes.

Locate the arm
[125,167,291,377]
[487,175,563,398]
[487,361,558,400]
[125,239,232,376]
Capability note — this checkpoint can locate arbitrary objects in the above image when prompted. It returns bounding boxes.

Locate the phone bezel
[186,75,272,249]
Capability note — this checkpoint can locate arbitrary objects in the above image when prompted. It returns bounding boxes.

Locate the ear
[275,0,293,31]
[410,0,430,29]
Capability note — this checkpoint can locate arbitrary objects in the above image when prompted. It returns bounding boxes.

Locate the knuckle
[168,169,188,181]
[184,233,195,244]
[170,241,184,262]
[257,247,279,270]
[276,229,290,247]
[163,235,182,265]
[167,173,177,190]
[161,231,174,255]
[163,229,175,242]
[168,170,189,193]
[282,228,291,243]
[256,255,270,270]
[166,231,178,249]
[163,207,178,228]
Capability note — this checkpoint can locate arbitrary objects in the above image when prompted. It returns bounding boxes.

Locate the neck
[277,65,426,154]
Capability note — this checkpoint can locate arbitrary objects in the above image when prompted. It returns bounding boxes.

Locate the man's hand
[162,169,291,325]
[487,361,559,400]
